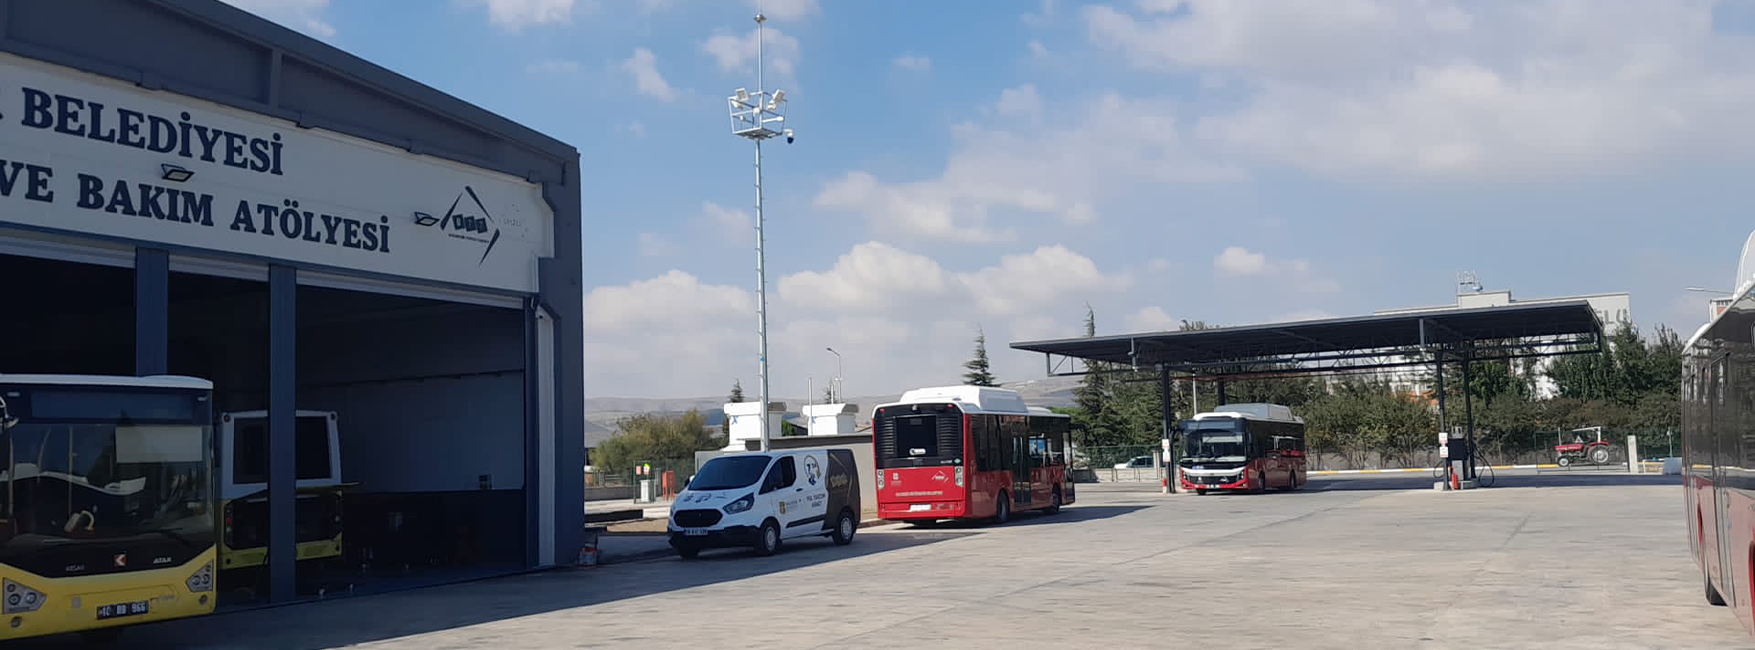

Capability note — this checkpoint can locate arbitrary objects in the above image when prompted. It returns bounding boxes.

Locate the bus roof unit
[1192,402,1303,424]
[0,374,213,390]
[877,385,1061,417]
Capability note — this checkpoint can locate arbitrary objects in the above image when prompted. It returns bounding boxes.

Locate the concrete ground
[25,471,1749,649]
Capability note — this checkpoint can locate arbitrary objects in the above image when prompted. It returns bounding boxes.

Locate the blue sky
[223,0,1755,399]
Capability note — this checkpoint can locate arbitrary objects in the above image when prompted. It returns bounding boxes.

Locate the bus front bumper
[0,552,217,641]
[1182,474,1250,491]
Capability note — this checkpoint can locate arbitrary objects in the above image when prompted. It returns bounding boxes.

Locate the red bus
[1177,403,1307,495]
[1683,288,1755,636]
[872,386,1074,523]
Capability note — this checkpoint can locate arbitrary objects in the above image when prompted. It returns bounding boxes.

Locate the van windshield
[689,455,771,491]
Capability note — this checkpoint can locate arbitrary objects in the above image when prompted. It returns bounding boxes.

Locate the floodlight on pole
[727,10,795,452]
[825,347,842,403]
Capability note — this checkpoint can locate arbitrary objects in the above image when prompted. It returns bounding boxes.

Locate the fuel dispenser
[1438,431,1473,491]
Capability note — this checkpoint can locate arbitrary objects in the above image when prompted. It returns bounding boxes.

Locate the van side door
[789,452,831,537]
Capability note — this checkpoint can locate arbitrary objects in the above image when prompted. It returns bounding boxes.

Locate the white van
[669,449,861,558]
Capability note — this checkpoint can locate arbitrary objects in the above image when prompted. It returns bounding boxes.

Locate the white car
[669,449,861,558]
[1114,455,1154,469]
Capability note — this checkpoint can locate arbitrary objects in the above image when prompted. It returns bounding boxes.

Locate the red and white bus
[872,386,1074,523]
[1177,403,1307,495]
[1683,273,1755,636]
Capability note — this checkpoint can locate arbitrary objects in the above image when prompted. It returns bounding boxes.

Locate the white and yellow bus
[0,374,216,644]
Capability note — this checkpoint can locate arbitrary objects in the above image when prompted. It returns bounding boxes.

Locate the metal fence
[584,457,698,500]
[1073,445,1164,483]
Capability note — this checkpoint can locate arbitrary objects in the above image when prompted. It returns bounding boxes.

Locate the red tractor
[1554,426,1614,467]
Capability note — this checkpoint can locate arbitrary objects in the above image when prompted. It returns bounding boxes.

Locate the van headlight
[723,493,755,514]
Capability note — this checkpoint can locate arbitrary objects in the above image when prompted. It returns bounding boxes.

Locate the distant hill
[583,376,1084,433]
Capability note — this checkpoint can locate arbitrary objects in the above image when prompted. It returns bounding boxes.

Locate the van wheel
[80,627,124,646]
[1045,490,1062,515]
[675,543,701,559]
[831,509,857,545]
[994,492,1011,524]
[754,520,781,556]
[1707,570,1728,606]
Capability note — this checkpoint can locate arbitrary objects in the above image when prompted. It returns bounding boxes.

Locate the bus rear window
[893,415,939,458]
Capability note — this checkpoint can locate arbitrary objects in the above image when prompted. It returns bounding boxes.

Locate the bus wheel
[755,520,781,557]
[831,509,857,545]
[1707,570,1728,606]
[80,627,124,646]
[1045,490,1062,515]
[994,492,1011,524]
[1195,489,1207,496]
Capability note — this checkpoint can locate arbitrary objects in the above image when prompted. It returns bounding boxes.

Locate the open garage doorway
[0,252,134,375]
[294,283,528,597]
[165,267,274,605]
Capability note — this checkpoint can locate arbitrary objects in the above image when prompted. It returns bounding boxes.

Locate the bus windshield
[0,387,213,575]
[690,455,771,491]
[1185,429,1249,462]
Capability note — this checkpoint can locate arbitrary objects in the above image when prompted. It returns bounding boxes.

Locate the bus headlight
[186,561,215,592]
[876,472,885,490]
[723,493,755,514]
[954,466,964,487]
[3,579,43,614]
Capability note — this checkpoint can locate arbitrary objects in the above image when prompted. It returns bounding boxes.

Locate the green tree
[823,385,837,404]
[729,379,745,403]
[963,326,998,387]
[596,410,721,474]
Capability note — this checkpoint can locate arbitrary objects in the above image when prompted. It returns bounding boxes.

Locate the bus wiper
[141,528,194,546]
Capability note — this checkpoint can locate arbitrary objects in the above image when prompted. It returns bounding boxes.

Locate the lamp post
[825,347,842,403]
[728,12,793,452]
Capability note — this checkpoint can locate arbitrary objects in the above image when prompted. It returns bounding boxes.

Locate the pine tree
[823,385,837,404]
[729,379,745,403]
[963,327,999,387]
[1072,305,1119,446]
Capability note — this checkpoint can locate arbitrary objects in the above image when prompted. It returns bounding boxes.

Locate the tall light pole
[728,12,793,452]
[825,347,842,403]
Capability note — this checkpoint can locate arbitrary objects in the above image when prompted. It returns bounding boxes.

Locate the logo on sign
[113,553,127,568]
[804,456,821,486]
[423,186,503,265]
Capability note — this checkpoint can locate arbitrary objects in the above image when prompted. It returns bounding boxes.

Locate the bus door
[1008,418,1032,507]
[1710,357,1734,600]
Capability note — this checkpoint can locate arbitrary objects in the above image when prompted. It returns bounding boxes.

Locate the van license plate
[683,528,708,536]
[908,504,931,512]
[96,600,149,620]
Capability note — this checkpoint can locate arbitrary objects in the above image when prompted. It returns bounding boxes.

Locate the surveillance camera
[783,129,795,144]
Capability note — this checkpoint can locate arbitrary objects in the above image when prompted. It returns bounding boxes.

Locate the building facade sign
[0,53,551,293]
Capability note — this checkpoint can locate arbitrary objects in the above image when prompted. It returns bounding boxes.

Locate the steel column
[267,265,296,602]
[1160,368,1175,493]
[134,248,168,376]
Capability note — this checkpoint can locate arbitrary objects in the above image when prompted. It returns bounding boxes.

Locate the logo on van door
[804,456,821,486]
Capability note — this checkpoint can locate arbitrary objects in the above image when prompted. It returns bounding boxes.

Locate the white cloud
[814,86,1243,242]
[1086,0,1755,180]
[995,84,1042,120]
[637,233,678,257]
[217,0,336,38]
[1028,40,1051,59]
[636,0,673,11]
[1022,0,1058,27]
[702,26,801,82]
[1213,246,1340,293]
[1214,246,1268,276]
[619,121,648,138]
[526,59,581,75]
[778,242,950,313]
[893,53,932,72]
[747,0,819,20]
[621,48,678,101]
[701,202,752,243]
[461,0,580,31]
[1125,306,1181,333]
[957,246,1132,316]
[582,270,750,333]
